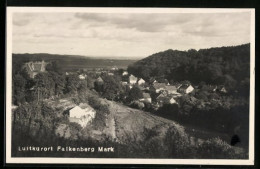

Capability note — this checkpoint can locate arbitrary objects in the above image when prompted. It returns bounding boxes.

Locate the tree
[46,61,62,73]
[65,74,79,95]
[34,73,55,100]
[49,72,66,97]
[13,74,26,105]
[102,75,122,100]
[87,76,95,89]
[128,86,143,102]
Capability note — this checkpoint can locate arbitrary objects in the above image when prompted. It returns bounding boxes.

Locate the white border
[6,7,255,165]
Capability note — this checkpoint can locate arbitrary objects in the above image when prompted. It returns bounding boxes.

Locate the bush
[196,137,247,159]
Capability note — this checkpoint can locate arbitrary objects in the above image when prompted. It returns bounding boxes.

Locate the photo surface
[6,7,255,165]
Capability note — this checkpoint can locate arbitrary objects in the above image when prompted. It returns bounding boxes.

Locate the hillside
[12,53,137,72]
[127,44,250,89]
[12,91,246,158]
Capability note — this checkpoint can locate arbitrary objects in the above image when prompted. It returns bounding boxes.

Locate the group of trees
[128,44,250,95]
[12,61,92,105]
[155,85,249,149]
[93,74,145,104]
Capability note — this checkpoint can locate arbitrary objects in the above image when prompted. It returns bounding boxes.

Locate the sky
[12,12,251,58]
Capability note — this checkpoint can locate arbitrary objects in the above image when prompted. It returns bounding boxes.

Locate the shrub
[195,137,247,159]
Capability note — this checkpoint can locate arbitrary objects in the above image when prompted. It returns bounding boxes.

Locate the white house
[78,74,87,80]
[69,105,96,128]
[121,81,128,85]
[169,98,177,104]
[165,85,178,94]
[156,95,177,106]
[111,66,118,71]
[129,75,138,84]
[96,76,104,83]
[137,78,145,85]
[219,86,227,93]
[178,84,194,94]
[151,83,166,93]
[122,71,128,76]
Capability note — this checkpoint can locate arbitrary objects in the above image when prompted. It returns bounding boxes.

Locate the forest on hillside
[128,44,250,96]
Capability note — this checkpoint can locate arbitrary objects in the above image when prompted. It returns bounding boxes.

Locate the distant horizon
[12,42,250,60]
[13,11,251,58]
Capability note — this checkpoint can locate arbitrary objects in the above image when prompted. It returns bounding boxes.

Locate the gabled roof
[96,76,103,82]
[156,93,167,99]
[129,75,137,79]
[179,84,193,90]
[153,83,166,89]
[70,106,83,113]
[138,78,145,83]
[157,95,175,103]
[165,85,177,91]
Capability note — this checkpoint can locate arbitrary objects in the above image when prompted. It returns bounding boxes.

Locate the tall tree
[102,75,122,100]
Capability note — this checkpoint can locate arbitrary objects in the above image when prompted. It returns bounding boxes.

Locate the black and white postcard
[5,7,255,165]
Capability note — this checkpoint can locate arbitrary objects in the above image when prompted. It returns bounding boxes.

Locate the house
[96,71,102,75]
[153,80,158,84]
[169,93,182,98]
[96,76,104,83]
[111,66,118,71]
[139,93,152,103]
[178,84,194,94]
[24,60,48,78]
[137,78,145,85]
[121,81,128,86]
[122,71,128,76]
[151,83,166,93]
[108,72,114,76]
[78,74,87,80]
[156,95,177,106]
[165,85,179,94]
[69,104,96,128]
[219,86,227,93]
[129,75,138,84]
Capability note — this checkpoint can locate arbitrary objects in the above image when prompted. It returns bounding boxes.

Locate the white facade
[185,85,194,94]
[69,106,96,127]
[138,78,145,85]
[78,74,86,80]
[122,71,128,76]
[129,75,138,84]
[169,98,176,104]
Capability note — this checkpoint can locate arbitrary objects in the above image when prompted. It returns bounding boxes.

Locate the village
[21,60,230,128]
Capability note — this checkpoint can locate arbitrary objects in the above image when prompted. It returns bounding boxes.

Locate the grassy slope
[44,92,246,158]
